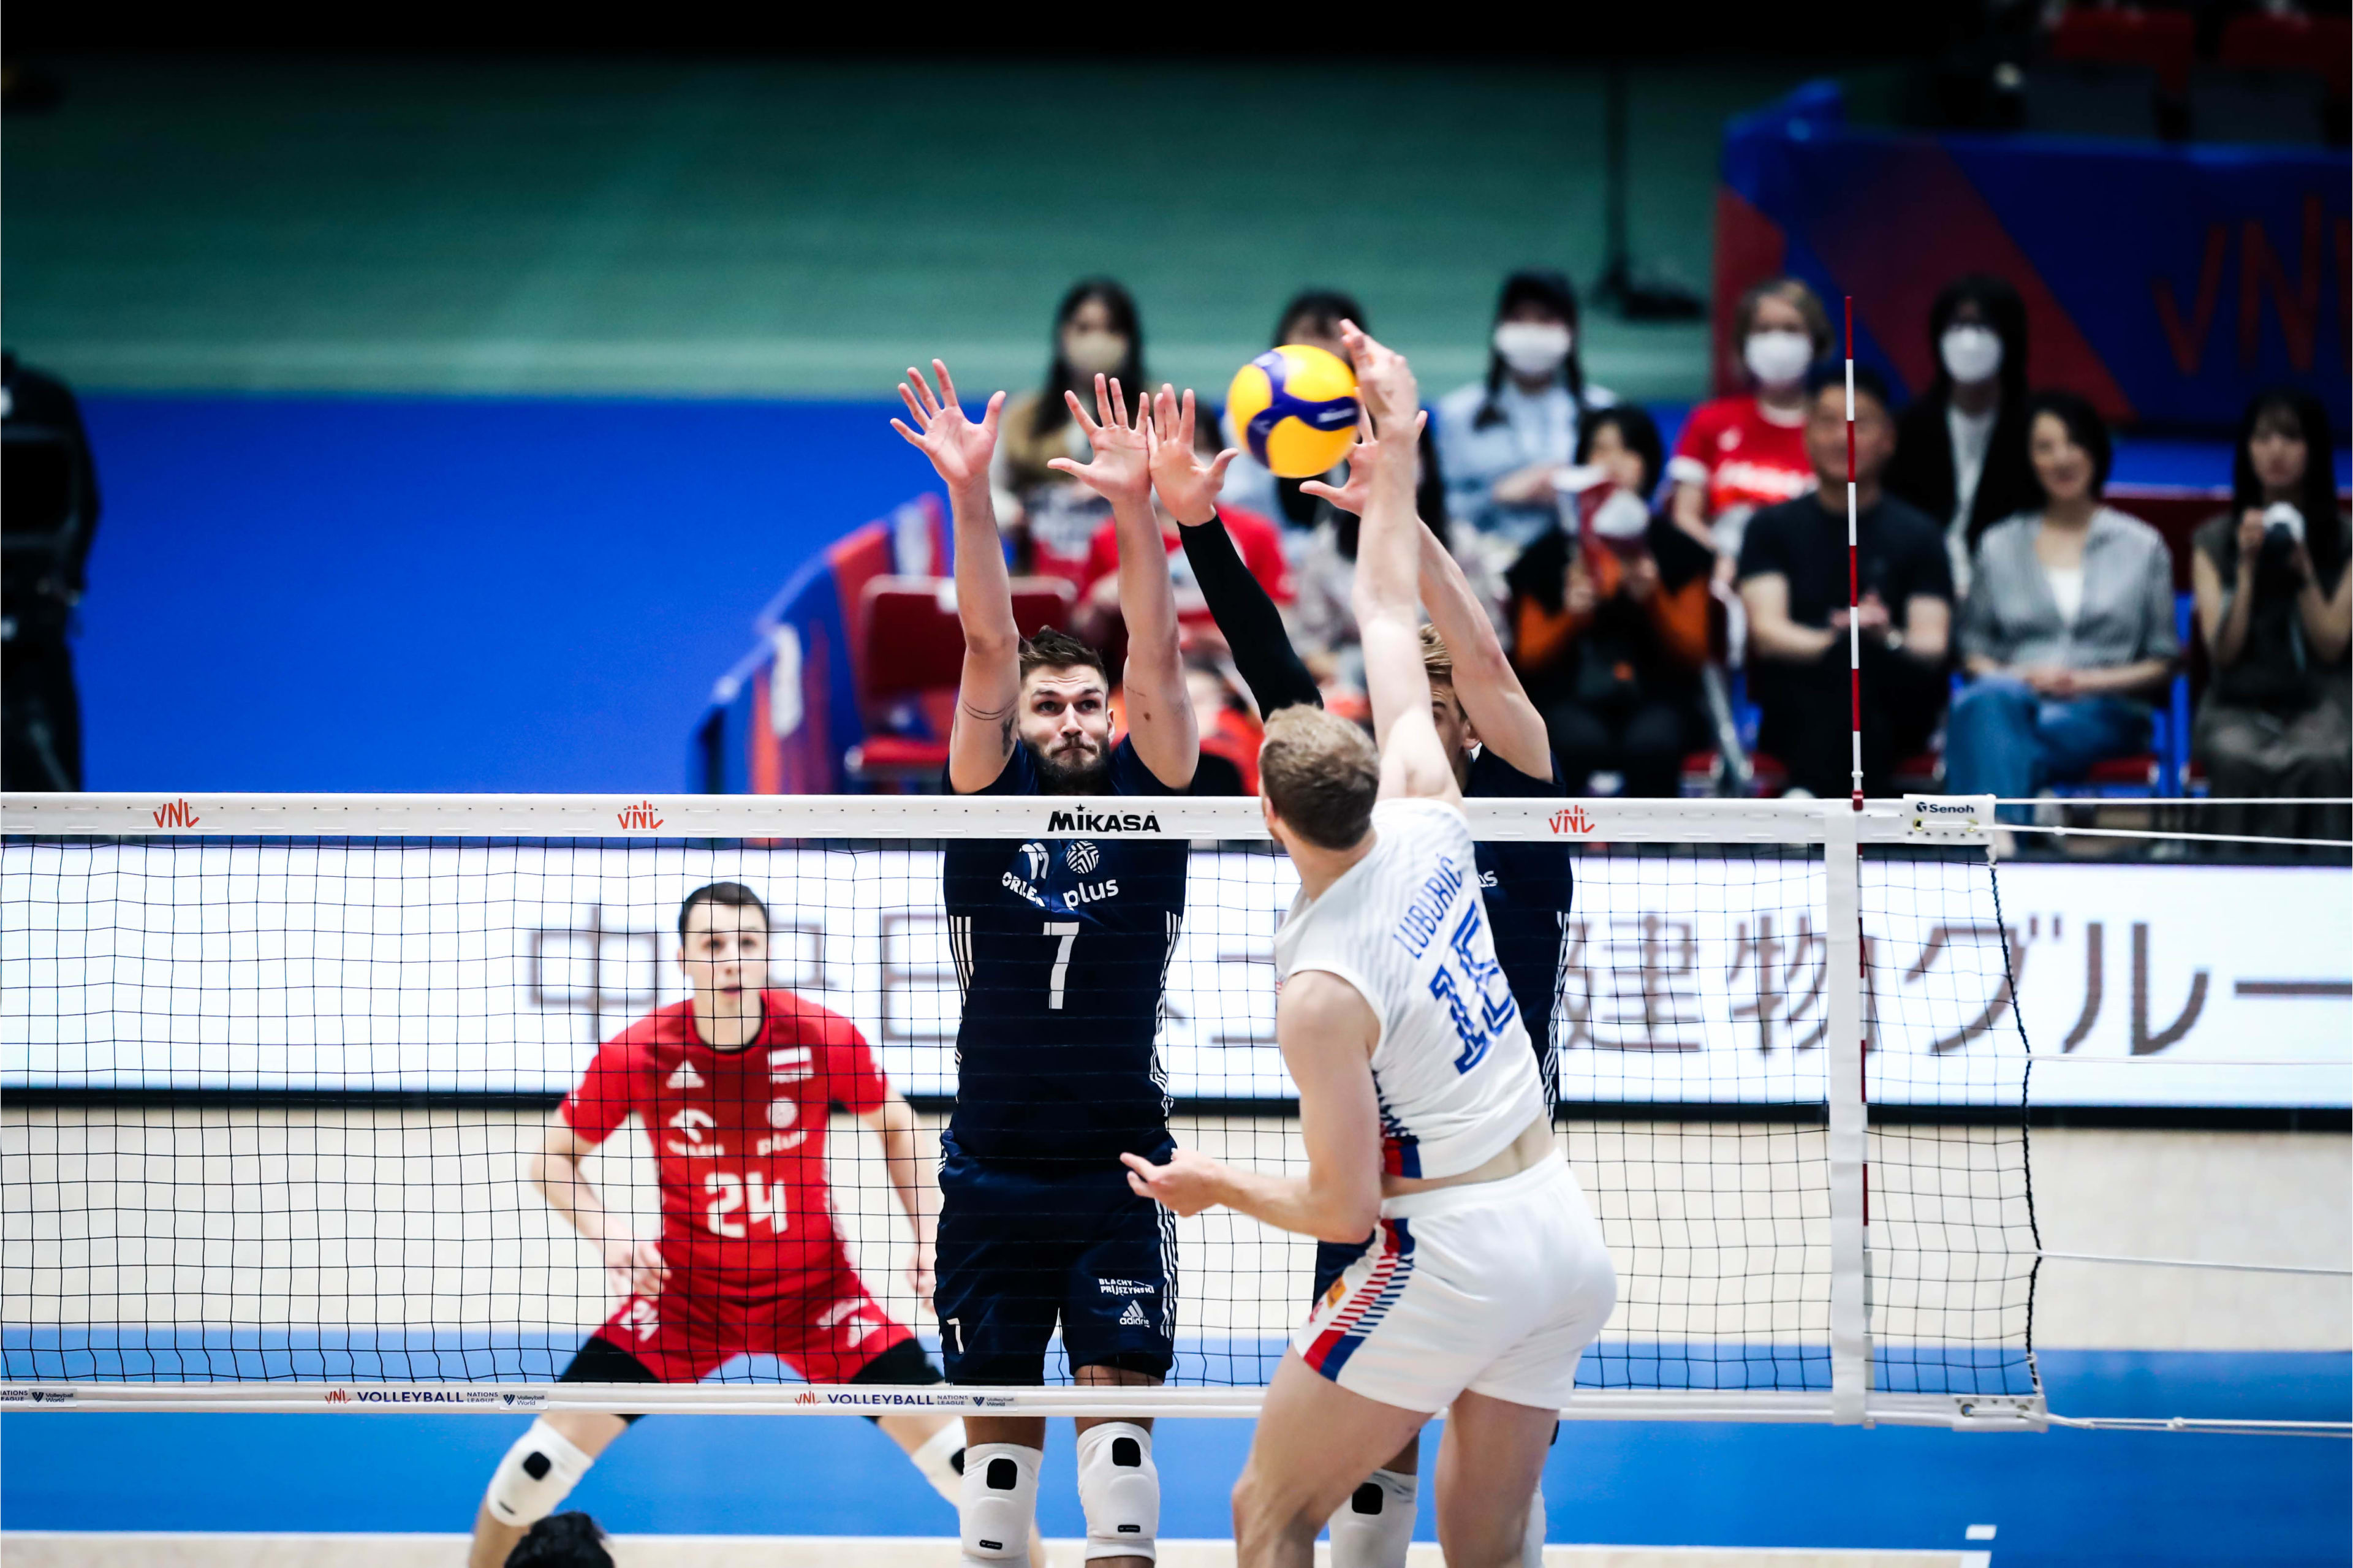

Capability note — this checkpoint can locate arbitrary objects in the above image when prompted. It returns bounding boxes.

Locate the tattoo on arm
[960,702,1017,757]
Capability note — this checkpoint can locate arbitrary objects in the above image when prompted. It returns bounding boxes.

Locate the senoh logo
[1548,806,1596,836]
[324,1388,353,1405]
[616,800,665,831]
[153,798,201,829]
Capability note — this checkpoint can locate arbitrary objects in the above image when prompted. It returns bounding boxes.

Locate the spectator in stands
[1948,392,2178,823]
[1223,289,1448,534]
[1884,275,2038,597]
[2191,388,2352,850]
[990,279,1146,586]
[1738,363,1953,799]
[1506,406,1711,797]
[1185,656,1264,796]
[1435,270,1613,550]
[1671,278,1831,574]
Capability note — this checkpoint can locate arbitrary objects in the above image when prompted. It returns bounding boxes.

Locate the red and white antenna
[1844,295,1863,812]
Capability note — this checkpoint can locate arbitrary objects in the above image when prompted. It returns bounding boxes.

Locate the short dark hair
[1275,288,1366,346]
[2025,390,2112,496]
[677,881,769,940]
[1018,627,1108,685]
[505,1512,613,1568]
[1803,358,1892,417]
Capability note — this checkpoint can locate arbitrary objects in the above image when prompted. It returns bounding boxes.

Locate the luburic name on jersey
[1046,809,1162,833]
[1392,853,1471,960]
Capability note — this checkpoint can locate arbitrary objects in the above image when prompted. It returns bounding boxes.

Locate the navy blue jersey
[941,737,1189,1164]
[1465,746,1573,1111]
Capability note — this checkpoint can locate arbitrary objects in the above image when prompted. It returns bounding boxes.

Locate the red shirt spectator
[1082,503,1292,638]
[1668,396,1816,526]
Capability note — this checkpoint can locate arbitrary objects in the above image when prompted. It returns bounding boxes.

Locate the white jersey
[1274,797,1547,1180]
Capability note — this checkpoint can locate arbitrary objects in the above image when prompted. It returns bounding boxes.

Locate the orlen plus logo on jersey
[616,799,665,830]
[153,798,201,829]
[1548,806,1596,836]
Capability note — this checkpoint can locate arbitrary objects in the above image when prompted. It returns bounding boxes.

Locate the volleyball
[1226,343,1361,478]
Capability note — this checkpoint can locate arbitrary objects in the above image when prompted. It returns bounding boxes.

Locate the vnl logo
[153,798,201,829]
[616,800,665,831]
[1548,806,1595,836]
[323,1388,353,1405]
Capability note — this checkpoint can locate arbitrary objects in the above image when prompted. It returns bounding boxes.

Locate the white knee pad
[957,1441,1039,1567]
[1327,1466,1416,1568]
[911,1419,968,1508]
[483,1418,596,1528]
[1076,1420,1159,1563]
[1523,1481,1547,1567]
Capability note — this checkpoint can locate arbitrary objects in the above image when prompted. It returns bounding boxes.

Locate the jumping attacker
[468,882,1012,1567]
[893,362,1201,1568]
[1124,326,1616,1568]
[1155,381,1571,1567]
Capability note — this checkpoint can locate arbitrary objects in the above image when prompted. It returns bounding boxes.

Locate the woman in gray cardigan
[1947,392,2178,822]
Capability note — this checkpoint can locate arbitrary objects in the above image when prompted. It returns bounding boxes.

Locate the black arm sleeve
[1176,510,1323,715]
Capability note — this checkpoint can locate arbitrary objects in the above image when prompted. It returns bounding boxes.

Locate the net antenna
[1,790,2049,1430]
[1844,293,1863,815]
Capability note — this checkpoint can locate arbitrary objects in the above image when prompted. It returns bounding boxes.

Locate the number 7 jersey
[1274,797,1546,1180]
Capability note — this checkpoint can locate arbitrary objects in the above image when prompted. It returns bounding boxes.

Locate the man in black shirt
[1737,363,1953,799]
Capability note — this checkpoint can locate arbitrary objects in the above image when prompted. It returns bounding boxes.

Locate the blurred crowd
[986,272,2350,850]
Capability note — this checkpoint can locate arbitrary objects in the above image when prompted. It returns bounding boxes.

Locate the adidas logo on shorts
[1118,1301,1149,1327]
[667,1062,705,1090]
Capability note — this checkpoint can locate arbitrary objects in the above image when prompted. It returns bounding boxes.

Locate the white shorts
[1292,1154,1615,1414]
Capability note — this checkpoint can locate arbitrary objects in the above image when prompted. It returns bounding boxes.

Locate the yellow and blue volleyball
[1226,344,1360,479]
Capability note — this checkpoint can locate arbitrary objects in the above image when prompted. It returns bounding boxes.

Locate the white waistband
[1379,1151,1567,1220]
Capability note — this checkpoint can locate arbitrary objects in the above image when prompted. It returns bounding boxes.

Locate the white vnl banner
[0,842,2343,1107]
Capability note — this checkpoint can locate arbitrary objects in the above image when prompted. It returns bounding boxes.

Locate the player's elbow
[1313,1187,1381,1246]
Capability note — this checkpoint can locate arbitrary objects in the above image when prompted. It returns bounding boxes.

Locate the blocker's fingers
[1108,376,1131,431]
[1045,456,1083,476]
[897,382,926,423]
[906,368,939,419]
[1205,448,1237,486]
[979,389,1006,434]
[1067,386,1100,438]
[889,418,922,447]
[933,358,961,411]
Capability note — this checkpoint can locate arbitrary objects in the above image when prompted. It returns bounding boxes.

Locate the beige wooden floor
[0,1536,1988,1567]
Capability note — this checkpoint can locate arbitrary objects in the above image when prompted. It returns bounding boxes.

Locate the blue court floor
[3,1352,2345,1567]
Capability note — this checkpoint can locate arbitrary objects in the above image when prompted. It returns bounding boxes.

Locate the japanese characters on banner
[1,844,2344,1108]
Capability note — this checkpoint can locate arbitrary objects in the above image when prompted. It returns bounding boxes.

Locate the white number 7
[1044,922,1080,1011]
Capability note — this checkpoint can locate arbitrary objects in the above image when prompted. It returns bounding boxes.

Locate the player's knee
[1229,1461,1317,1550]
[957,1442,1040,1567]
[1327,1468,1417,1568]
[483,1419,598,1529]
[1076,1421,1158,1562]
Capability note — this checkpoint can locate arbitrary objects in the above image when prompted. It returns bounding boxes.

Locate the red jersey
[559,991,889,1292]
[1081,503,1294,635]
[1668,395,1816,521]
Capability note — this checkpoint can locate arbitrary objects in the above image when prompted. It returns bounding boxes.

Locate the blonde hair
[1259,705,1379,850]
[1417,624,1452,685]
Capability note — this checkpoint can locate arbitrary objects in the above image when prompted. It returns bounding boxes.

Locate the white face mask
[1063,329,1127,376]
[1940,324,2004,385]
[1743,329,1814,389]
[1494,321,1572,379]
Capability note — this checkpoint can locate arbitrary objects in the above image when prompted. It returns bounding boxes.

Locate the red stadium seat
[2219,11,2351,102]
[845,575,1075,787]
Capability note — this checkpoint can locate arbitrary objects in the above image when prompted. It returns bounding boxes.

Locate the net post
[1824,801,1871,1423]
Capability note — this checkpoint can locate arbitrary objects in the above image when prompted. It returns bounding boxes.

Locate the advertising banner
[4,841,2341,1109]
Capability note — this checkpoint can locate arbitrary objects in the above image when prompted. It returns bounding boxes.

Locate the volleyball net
[0,792,2039,1428]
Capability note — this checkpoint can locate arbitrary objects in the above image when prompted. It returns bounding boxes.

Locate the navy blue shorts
[934,1144,1176,1386]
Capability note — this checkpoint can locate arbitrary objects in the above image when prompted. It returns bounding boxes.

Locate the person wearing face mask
[1504,406,1713,799]
[1884,275,2037,597]
[990,278,1148,588]
[1948,392,2178,831]
[1668,278,1832,573]
[2189,388,2352,854]
[1434,270,1615,551]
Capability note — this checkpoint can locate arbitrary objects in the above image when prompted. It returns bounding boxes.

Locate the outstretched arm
[1052,376,1197,788]
[1123,970,1381,1244]
[1302,442,1552,779]
[893,361,1018,794]
[1340,322,1459,806]
[1153,384,1322,718]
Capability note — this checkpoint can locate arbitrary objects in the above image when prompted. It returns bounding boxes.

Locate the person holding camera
[2191,388,2352,851]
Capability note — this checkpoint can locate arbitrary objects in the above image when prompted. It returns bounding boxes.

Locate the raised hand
[890,360,1003,492]
[1335,318,1419,435]
[1047,374,1153,508]
[1302,406,1428,515]
[1145,384,1239,525]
